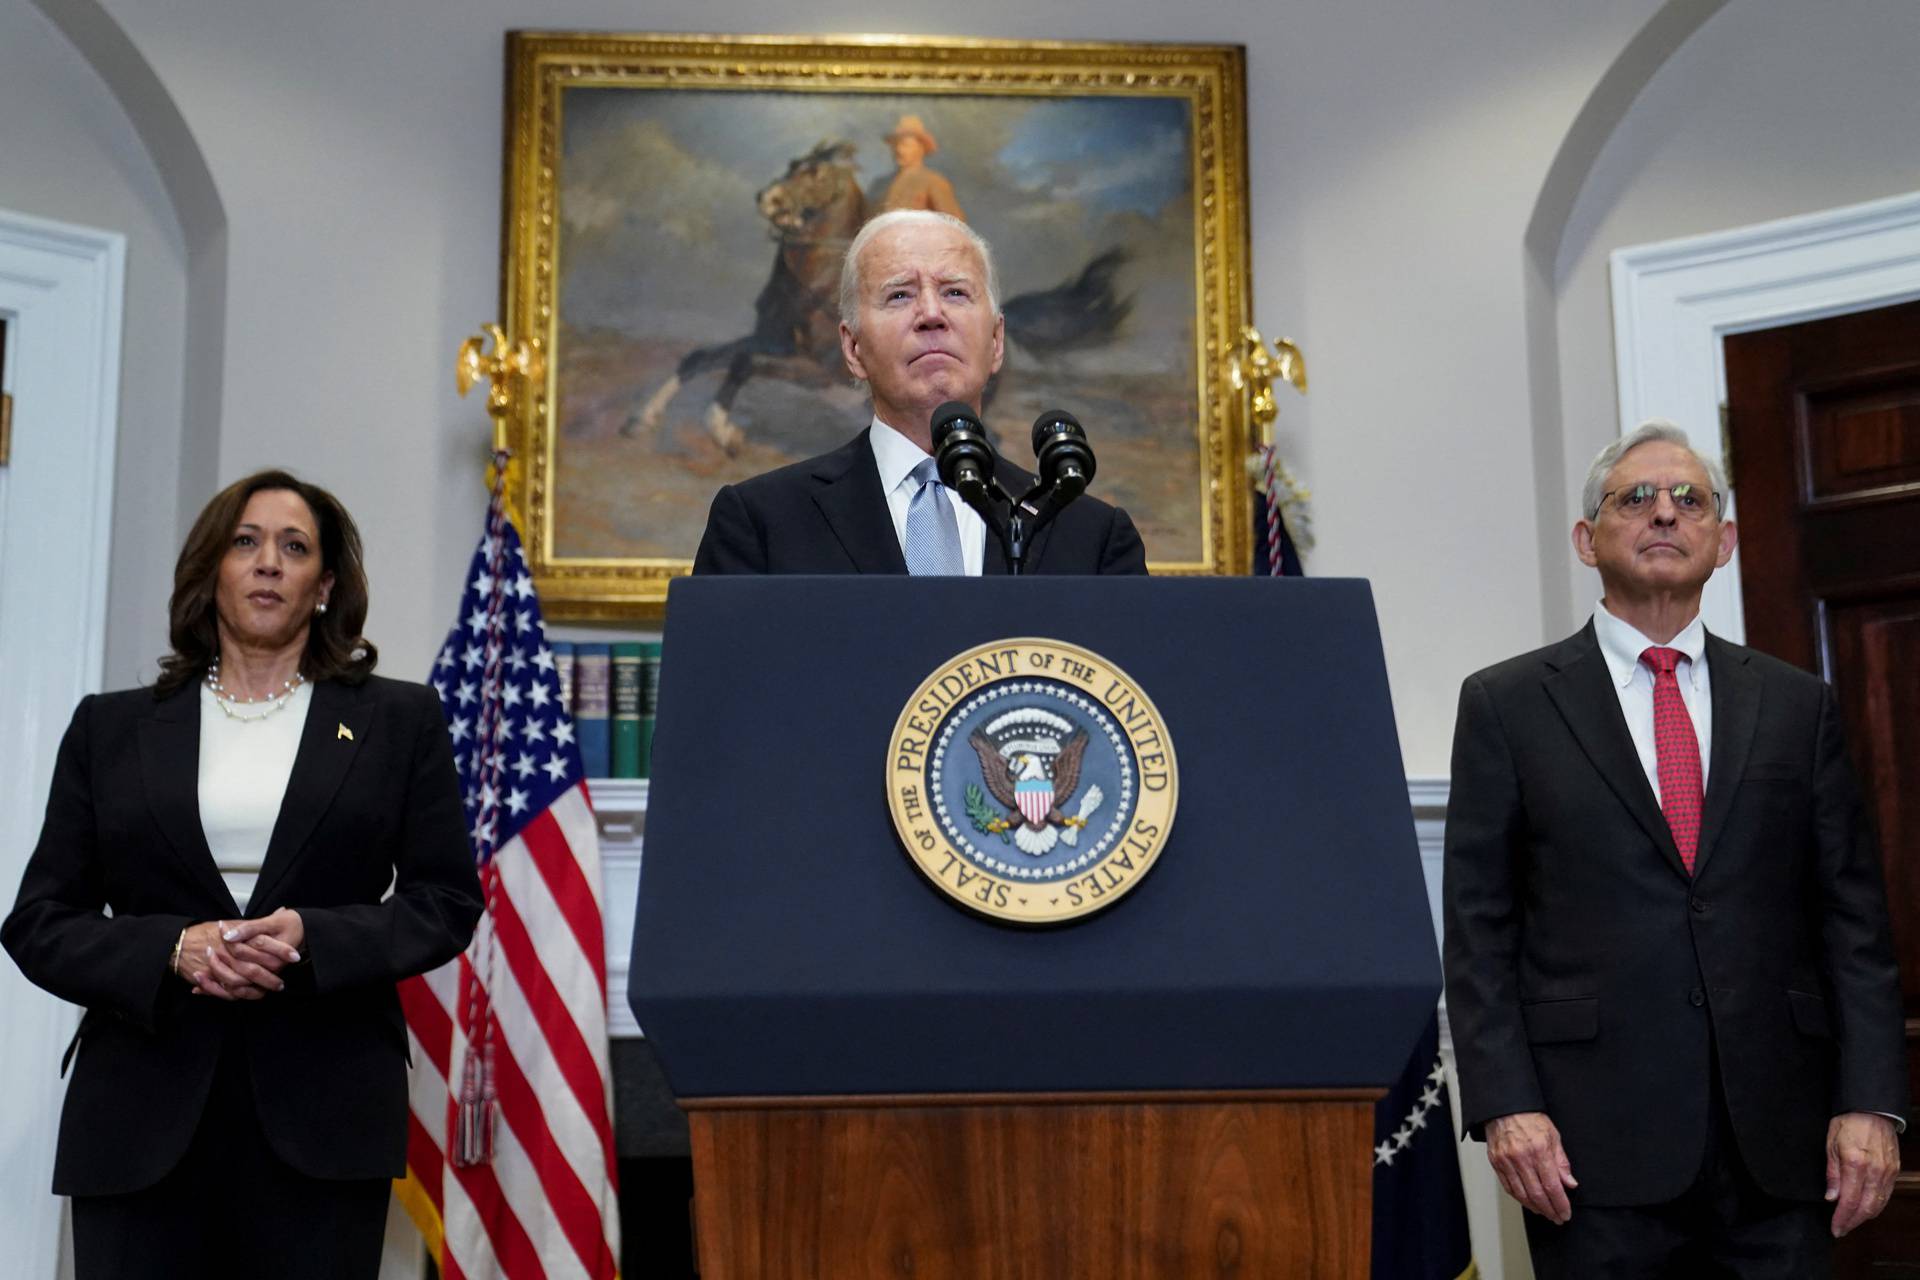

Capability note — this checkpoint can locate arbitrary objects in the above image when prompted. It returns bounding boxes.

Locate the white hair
[837,209,1001,337]
[1580,419,1729,521]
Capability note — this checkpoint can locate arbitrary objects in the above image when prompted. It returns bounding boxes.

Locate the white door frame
[0,206,125,1280]
[1609,189,1920,642]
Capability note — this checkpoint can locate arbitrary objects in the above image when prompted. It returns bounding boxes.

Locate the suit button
[1690,898,1706,913]
[1689,988,1706,1007]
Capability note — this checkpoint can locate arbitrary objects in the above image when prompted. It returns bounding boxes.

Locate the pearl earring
[316,602,328,614]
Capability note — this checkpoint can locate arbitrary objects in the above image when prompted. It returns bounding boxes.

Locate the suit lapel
[812,429,908,574]
[249,680,371,909]
[1692,633,1760,878]
[984,528,1010,574]
[1542,623,1690,878]
[137,684,237,911]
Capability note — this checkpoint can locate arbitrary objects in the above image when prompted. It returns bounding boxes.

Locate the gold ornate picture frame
[502,32,1252,617]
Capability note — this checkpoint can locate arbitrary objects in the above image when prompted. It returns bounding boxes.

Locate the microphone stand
[1009,466,1087,574]
[934,403,1087,577]
[991,469,1088,576]
[943,446,1085,575]
[955,475,1022,575]
[1006,502,1030,576]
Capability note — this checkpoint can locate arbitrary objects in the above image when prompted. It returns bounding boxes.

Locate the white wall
[1551,0,1920,632]
[0,0,186,689]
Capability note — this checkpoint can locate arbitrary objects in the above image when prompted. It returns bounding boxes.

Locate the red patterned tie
[1642,646,1703,874]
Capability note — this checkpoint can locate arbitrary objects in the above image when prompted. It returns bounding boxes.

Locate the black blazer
[692,428,1148,575]
[2,676,482,1195]
[1442,623,1907,1206]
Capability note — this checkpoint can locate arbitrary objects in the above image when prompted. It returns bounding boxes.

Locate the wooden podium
[633,578,1437,1279]
[684,1090,1376,1278]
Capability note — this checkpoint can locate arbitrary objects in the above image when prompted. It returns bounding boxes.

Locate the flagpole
[399,326,619,1275]
[450,324,543,1167]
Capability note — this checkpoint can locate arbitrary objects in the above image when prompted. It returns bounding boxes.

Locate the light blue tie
[904,456,964,576]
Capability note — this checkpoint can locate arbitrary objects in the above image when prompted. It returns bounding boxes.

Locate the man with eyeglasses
[1443,420,1906,1276]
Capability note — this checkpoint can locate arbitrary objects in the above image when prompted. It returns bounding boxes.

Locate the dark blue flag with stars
[1372,1016,1477,1280]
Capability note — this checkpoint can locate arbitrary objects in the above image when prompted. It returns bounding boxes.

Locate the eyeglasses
[1597,482,1722,522]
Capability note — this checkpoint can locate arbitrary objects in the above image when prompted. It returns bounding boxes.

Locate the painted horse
[630,139,1138,454]
[627,140,866,453]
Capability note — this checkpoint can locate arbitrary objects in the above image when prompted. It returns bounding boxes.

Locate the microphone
[1030,409,1096,503]
[930,401,996,506]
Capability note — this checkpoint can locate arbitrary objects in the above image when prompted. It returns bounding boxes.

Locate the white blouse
[197,681,313,913]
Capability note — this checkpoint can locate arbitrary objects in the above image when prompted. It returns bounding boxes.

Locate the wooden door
[1724,297,1920,1271]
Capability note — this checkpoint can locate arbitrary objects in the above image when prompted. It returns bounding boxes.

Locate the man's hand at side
[1487,1110,1579,1224]
[1827,1111,1900,1237]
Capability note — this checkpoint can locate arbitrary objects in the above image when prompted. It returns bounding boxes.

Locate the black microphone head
[1030,409,1084,455]
[1031,408,1095,495]
[931,401,996,501]
[930,401,981,446]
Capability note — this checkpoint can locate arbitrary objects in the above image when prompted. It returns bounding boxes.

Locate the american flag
[395,493,622,1280]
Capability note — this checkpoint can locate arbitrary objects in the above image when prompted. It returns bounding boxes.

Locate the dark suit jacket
[1442,623,1907,1206]
[2,676,483,1195]
[692,428,1148,575]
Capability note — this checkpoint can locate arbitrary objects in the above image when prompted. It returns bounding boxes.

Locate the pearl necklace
[205,659,307,723]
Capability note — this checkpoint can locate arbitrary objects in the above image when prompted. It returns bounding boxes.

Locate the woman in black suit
[3,469,483,1278]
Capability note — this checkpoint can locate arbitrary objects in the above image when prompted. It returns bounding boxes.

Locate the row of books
[553,640,663,780]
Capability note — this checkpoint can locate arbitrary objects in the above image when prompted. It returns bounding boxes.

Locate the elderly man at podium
[691,209,1146,577]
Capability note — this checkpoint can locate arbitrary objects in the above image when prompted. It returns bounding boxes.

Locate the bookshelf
[548,624,660,1037]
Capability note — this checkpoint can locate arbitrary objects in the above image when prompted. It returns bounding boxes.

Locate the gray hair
[837,209,1001,337]
[1580,419,1729,520]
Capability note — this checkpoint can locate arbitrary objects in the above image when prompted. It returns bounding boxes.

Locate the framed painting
[501,32,1253,616]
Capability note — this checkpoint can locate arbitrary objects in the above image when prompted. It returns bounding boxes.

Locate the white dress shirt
[870,416,987,576]
[1591,601,1711,804]
[198,680,312,913]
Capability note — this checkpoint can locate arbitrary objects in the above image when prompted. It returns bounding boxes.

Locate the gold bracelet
[169,927,187,976]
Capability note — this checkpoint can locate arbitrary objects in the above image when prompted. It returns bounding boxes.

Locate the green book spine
[611,642,643,779]
[638,641,663,779]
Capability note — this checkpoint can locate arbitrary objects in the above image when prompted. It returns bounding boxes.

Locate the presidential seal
[887,638,1177,925]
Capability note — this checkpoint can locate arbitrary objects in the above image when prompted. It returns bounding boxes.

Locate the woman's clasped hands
[175,908,306,1000]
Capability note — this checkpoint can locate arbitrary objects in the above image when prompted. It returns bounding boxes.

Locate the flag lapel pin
[337,723,354,741]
